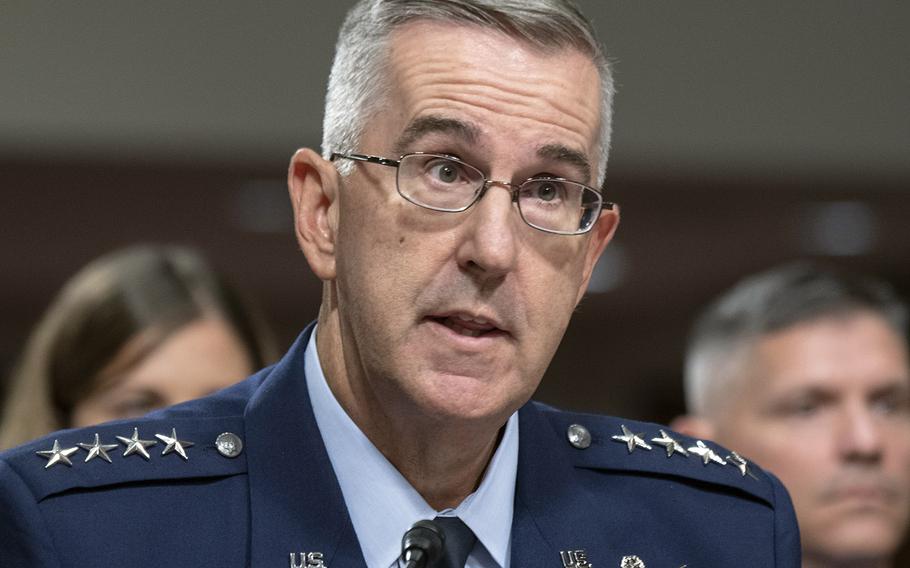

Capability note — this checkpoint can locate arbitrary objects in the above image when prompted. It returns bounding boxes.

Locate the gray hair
[322,0,614,186]
[684,262,908,416]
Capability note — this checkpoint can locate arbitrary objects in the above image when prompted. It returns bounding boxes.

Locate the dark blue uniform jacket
[0,326,800,567]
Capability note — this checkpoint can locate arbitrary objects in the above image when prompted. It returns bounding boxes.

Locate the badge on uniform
[560,549,592,567]
[289,552,325,567]
[35,439,79,469]
[688,440,726,466]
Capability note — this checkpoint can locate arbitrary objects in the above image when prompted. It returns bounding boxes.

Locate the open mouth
[428,314,506,338]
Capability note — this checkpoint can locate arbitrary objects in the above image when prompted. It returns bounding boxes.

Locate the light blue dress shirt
[305,329,518,568]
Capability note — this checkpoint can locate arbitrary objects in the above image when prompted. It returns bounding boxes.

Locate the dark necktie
[432,516,477,568]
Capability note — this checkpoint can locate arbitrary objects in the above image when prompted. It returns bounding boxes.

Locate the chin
[417,372,526,423]
[815,518,904,562]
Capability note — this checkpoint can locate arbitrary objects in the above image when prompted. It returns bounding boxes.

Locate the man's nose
[454,181,520,280]
[837,402,885,465]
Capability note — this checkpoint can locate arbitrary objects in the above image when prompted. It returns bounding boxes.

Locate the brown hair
[0,244,278,449]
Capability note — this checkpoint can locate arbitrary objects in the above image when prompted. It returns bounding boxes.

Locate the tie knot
[433,516,477,568]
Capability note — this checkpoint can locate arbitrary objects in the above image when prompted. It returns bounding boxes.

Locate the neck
[375,421,503,510]
[315,300,507,510]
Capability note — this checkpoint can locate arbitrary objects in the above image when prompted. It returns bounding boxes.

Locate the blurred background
[1,1,908,424]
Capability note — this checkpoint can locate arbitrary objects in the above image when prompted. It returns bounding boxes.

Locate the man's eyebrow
[871,381,910,399]
[393,115,480,154]
[394,118,593,182]
[537,143,592,184]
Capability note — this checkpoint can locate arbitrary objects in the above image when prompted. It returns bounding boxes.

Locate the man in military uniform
[675,263,910,568]
[0,1,799,567]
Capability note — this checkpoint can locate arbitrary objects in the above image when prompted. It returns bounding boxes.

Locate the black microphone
[399,519,445,568]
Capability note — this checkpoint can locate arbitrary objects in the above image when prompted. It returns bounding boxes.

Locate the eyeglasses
[330,152,613,235]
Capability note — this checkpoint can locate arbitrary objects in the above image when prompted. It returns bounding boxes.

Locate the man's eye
[428,161,461,184]
[775,398,821,417]
[793,401,819,415]
[872,391,910,416]
[873,399,896,415]
[535,182,560,202]
[525,180,567,203]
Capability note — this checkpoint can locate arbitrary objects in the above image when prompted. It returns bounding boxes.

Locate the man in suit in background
[1,2,799,566]
[675,262,910,568]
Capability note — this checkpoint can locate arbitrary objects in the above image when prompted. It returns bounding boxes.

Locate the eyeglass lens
[396,154,600,234]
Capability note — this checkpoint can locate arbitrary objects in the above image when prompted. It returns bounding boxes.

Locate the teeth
[453,314,490,325]
[443,317,490,337]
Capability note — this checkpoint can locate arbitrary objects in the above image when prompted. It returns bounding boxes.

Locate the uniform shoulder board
[0,409,248,503]
[537,404,776,507]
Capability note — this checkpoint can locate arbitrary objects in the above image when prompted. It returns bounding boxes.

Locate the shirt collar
[305,328,517,568]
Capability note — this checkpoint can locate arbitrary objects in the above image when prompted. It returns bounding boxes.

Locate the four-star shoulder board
[566,422,756,480]
[35,427,242,469]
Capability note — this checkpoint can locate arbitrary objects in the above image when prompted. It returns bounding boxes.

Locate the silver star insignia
[116,427,157,460]
[36,439,79,469]
[688,440,727,466]
[650,430,689,458]
[78,433,119,463]
[726,451,756,478]
[155,428,194,460]
[611,424,653,453]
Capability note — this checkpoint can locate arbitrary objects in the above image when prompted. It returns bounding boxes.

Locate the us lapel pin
[289,552,325,567]
[560,549,592,567]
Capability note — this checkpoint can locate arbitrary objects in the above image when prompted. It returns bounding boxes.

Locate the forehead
[372,21,602,162]
[751,312,910,395]
[115,319,249,388]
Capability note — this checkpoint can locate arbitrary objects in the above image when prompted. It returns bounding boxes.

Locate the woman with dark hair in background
[0,244,278,449]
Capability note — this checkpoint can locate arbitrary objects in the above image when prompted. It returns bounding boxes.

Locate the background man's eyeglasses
[330,152,614,235]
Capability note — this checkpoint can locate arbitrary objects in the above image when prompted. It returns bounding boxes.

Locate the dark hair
[684,262,908,414]
[0,245,278,448]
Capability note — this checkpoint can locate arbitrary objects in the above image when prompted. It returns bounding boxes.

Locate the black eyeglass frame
[329,151,614,236]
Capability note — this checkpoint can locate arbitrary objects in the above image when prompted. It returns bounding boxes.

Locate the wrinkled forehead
[372,21,602,170]
[385,20,601,107]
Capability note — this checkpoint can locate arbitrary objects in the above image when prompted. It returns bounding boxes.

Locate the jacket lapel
[244,325,367,568]
[511,403,604,568]
[243,329,604,568]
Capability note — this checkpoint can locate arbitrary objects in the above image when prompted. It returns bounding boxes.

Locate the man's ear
[288,148,339,281]
[575,205,620,304]
[669,415,716,440]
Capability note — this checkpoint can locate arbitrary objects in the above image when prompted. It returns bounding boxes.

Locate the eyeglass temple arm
[329,152,401,168]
